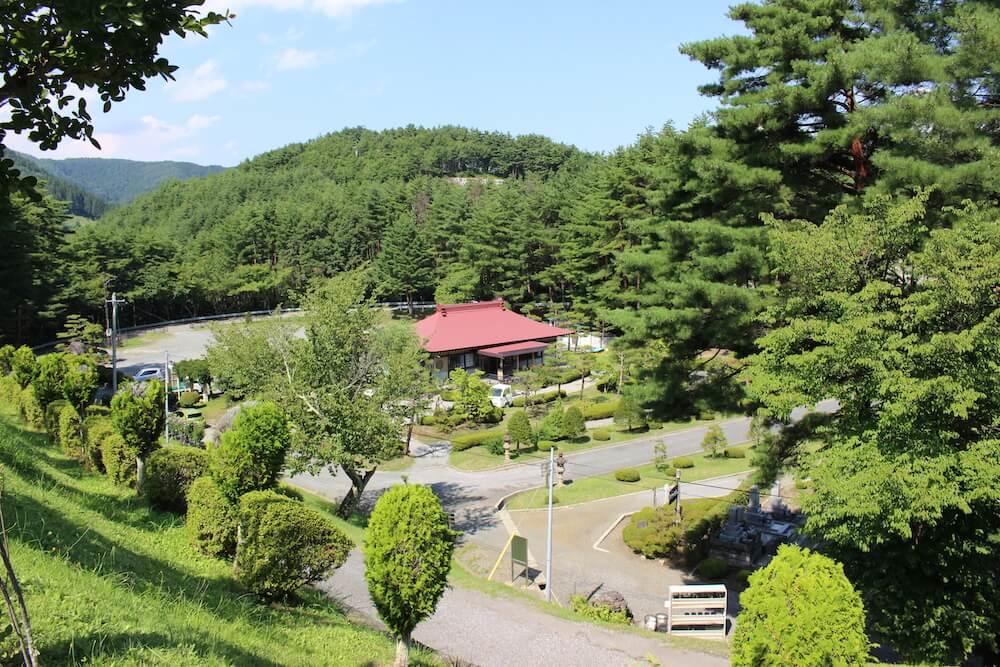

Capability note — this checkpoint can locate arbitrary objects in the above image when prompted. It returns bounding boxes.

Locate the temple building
[415,300,572,380]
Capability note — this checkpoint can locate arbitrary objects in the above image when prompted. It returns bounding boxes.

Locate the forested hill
[8,150,109,219]
[70,125,591,321]
[24,152,225,204]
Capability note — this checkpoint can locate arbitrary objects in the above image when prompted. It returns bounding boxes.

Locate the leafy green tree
[207,272,429,518]
[55,314,104,353]
[448,368,494,423]
[209,402,290,502]
[174,357,213,395]
[562,405,585,440]
[733,545,869,667]
[746,195,1000,663]
[110,380,165,490]
[506,410,532,451]
[0,1,230,185]
[700,424,727,458]
[653,440,670,475]
[375,213,435,315]
[613,391,646,432]
[365,485,456,667]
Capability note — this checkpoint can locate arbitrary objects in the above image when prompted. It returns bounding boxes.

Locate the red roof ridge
[437,299,505,317]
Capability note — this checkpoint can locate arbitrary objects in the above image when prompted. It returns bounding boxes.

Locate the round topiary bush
[44,399,70,442]
[82,415,114,472]
[537,440,556,452]
[697,557,730,580]
[591,427,611,441]
[614,468,641,483]
[485,436,505,456]
[101,433,138,486]
[419,414,438,426]
[235,491,352,599]
[725,446,747,458]
[178,390,201,408]
[186,476,238,558]
[209,401,290,502]
[58,403,83,457]
[672,456,695,469]
[19,386,44,429]
[146,446,210,513]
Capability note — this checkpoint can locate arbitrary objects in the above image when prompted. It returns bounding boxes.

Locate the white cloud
[166,60,228,102]
[5,114,223,162]
[275,48,321,70]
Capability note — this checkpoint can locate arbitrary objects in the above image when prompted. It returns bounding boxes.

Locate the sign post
[511,535,529,586]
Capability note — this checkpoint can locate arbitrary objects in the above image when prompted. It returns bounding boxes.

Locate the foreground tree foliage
[733,545,869,667]
[747,194,1000,662]
[208,272,429,516]
[365,485,455,667]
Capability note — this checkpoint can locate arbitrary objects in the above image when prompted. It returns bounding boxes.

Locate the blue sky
[10,0,742,166]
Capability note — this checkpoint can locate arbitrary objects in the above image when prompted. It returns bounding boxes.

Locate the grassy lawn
[505,446,754,510]
[447,416,732,471]
[0,406,438,666]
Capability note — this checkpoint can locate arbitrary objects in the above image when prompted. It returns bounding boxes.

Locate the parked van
[490,384,514,408]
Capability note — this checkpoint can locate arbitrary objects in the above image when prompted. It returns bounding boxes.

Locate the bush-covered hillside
[0,406,437,666]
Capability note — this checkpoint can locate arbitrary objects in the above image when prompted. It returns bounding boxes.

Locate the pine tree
[374,213,435,315]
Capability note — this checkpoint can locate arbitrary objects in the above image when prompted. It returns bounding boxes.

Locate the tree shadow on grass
[45,629,285,666]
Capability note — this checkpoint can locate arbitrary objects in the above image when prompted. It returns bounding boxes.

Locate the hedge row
[511,389,566,408]
[450,428,506,451]
[581,399,620,421]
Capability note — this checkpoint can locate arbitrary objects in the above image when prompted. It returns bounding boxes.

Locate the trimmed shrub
[477,407,503,424]
[58,404,83,457]
[570,593,632,625]
[623,495,734,562]
[582,399,621,420]
[235,492,352,599]
[0,375,20,407]
[419,414,438,426]
[537,440,556,452]
[19,386,43,429]
[178,390,201,408]
[146,446,210,513]
[697,557,730,580]
[32,353,66,407]
[102,433,138,486]
[82,415,114,471]
[614,468,641,483]
[562,406,586,439]
[10,346,37,388]
[510,388,566,408]
[186,476,238,558]
[725,446,747,459]
[440,390,459,402]
[209,402,290,502]
[84,405,110,417]
[672,456,695,469]
[0,345,13,376]
[591,427,612,441]
[450,428,505,451]
[485,436,505,457]
[647,420,663,430]
[45,398,70,441]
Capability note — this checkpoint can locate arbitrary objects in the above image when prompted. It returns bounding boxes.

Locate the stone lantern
[503,434,512,463]
[555,450,566,486]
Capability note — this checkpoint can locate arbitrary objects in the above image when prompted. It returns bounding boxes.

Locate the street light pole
[107,293,126,393]
[545,446,554,603]
[164,352,170,446]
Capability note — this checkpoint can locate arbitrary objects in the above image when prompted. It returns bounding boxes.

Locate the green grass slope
[0,407,435,666]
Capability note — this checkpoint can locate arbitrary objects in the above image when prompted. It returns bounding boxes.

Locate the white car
[490,384,514,408]
[132,367,164,382]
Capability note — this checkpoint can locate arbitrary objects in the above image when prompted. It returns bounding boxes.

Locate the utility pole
[545,446,554,603]
[106,293,126,393]
[164,352,170,446]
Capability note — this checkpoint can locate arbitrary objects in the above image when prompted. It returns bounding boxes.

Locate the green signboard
[511,535,528,586]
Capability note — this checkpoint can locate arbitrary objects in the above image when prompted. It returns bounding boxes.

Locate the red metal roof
[415,300,573,354]
[478,340,548,358]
